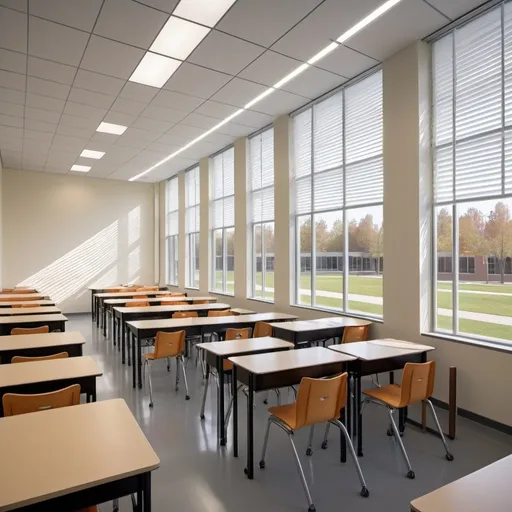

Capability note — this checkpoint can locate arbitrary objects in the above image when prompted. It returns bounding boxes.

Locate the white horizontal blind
[249,128,274,223]
[185,166,199,234]
[434,4,512,202]
[210,147,235,228]
[166,176,179,236]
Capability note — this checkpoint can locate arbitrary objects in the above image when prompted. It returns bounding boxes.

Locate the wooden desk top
[231,308,256,315]
[0,314,67,325]
[128,312,298,331]
[410,455,512,512]
[0,300,55,307]
[0,356,101,388]
[269,317,372,332]
[0,399,160,511]
[0,294,45,301]
[95,291,173,299]
[114,303,230,314]
[229,346,356,374]
[0,306,61,316]
[197,337,293,356]
[104,296,215,305]
[328,339,435,361]
[0,331,85,352]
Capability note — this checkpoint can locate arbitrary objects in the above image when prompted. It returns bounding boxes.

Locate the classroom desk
[0,306,61,316]
[114,302,231,362]
[0,314,67,336]
[0,293,48,301]
[229,347,356,479]
[126,313,297,389]
[328,339,435,455]
[0,331,85,364]
[0,356,101,415]
[231,308,256,315]
[270,317,372,346]
[0,399,159,511]
[410,454,511,512]
[0,300,55,308]
[197,337,294,446]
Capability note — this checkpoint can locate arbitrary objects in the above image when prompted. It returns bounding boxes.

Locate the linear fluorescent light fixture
[80,149,105,159]
[130,0,403,181]
[96,122,127,135]
[129,52,181,88]
[70,165,91,172]
[151,16,210,60]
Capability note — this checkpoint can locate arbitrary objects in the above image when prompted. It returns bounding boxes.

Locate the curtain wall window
[165,176,179,285]
[185,166,200,289]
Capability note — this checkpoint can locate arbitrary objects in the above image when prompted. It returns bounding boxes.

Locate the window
[210,147,235,294]
[248,128,274,301]
[185,166,200,288]
[433,3,512,345]
[165,176,179,285]
[292,71,383,317]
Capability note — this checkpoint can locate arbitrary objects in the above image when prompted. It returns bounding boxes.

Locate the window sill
[247,297,275,305]
[423,331,512,355]
[290,303,383,324]
[209,290,234,297]
[185,286,199,291]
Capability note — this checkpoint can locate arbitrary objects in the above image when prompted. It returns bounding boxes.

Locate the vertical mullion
[310,108,316,307]
[222,228,227,293]
[432,209,439,331]
[453,204,459,334]
[451,30,458,334]
[502,2,506,195]
[261,222,266,299]
[342,89,348,313]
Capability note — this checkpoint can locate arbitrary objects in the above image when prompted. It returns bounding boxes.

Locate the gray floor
[74,314,512,511]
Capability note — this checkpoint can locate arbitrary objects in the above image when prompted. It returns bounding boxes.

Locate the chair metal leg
[263,390,269,404]
[147,361,154,407]
[331,419,369,497]
[306,425,315,456]
[175,357,180,391]
[322,422,331,449]
[388,408,414,478]
[426,399,454,461]
[180,356,190,400]
[167,357,171,372]
[225,384,243,425]
[275,388,281,406]
[259,418,272,468]
[200,371,209,419]
[288,432,315,512]
[113,498,119,512]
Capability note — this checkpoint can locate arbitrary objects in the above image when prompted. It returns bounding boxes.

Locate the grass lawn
[438,281,512,294]
[437,315,512,342]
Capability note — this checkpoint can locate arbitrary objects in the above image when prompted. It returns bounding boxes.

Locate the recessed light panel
[173,0,237,28]
[80,149,105,159]
[96,122,127,135]
[151,16,210,60]
[70,165,91,172]
[129,52,181,88]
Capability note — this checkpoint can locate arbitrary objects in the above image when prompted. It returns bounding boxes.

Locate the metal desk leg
[347,374,352,438]
[137,334,142,389]
[143,472,151,512]
[356,373,363,457]
[91,292,95,321]
[233,365,238,458]
[96,298,100,327]
[118,316,121,352]
[132,332,136,388]
[103,306,107,337]
[244,375,254,479]
[121,321,126,364]
[340,408,346,463]
[218,356,226,446]
[112,312,116,346]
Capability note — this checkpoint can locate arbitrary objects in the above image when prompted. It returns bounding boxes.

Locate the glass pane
[193,232,200,289]
[347,206,383,317]
[253,224,263,299]
[213,229,223,291]
[172,235,178,285]
[436,206,453,332]
[314,211,343,311]
[298,216,312,306]
[458,199,512,343]
[226,228,235,294]
[263,222,275,301]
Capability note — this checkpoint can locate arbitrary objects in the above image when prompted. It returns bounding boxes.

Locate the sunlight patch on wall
[128,245,141,280]
[128,205,141,246]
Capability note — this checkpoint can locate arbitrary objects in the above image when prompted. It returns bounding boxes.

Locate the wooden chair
[254,322,273,338]
[133,295,148,299]
[7,296,42,301]
[12,352,68,363]
[169,293,185,297]
[11,326,49,335]
[362,361,453,479]
[172,311,198,319]
[126,301,149,307]
[137,286,159,292]
[341,325,369,343]
[123,287,138,292]
[21,304,41,308]
[194,299,209,304]
[143,330,189,405]
[11,304,23,308]
[208,310,233,317]
[11,289,36,294]
[259,374,369,511]
[171,301,189,305]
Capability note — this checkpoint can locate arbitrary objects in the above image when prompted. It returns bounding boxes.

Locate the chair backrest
[123,287,138,292]
[341,325,369,344]
[8,296,42,301]
[11,326,50,335]
[194,300,209,304]
[2,384,81,416]
[137,286,159,291]
[108,288,122,293]
[172,311,198,318]
[11,289,36,294]
[126,301,149,307]
[399,361,436,407]
[134,295,148,299]
[11,304,23,308]
[254,322,273,338]
[225,328,251,341]
[12,352,68,363]
[1,288,13,293]
[208,310,233,317]
[172,301,189,305]
[169,293,185,297]
[294,373,348,429]
[153,330,186,359]
[21,304,41,308]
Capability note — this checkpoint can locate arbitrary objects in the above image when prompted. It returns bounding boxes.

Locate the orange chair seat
[362,384,402,408]
[269,403,298,430]
[143,353,156,360]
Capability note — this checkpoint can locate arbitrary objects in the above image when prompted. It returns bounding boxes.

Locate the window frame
[184,166,200,289]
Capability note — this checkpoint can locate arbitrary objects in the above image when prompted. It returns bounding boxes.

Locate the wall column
[234,137,247,298]
[199,157,209,293]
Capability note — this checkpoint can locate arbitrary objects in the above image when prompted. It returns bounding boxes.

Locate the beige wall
[3,169,155,313]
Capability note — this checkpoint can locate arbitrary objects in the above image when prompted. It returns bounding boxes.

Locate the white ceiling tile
[165,123,204,141]
[196,130,233,146]
[134,0,179,13]
[46,149,78,163]
[114,134,152,150]
[252,89,306,116]
[317,45,378,78]
[151,90,204,112]
[188,31,264,75]
[218,0,322,47]
[23,129,54,142]
[23,139,52,153]
[102,110,137,127]
[194,100,238,119]
[0,100,23,117]
[122,127,160,142]
[0,6,27,53]
[0,86,25,105]
[80,35,145,80]
[28,17,89,66]
[0,135,23,151]
[100,145,140,162]
[180,113,218,130]
[163,62,231,99]
[0,114,23,128]
[234,109,273,128]
[283,66,346,99]
[60,114,99,130]
[131,116,174,133]
[22,163,45,172]
[51,134,88,150]
[24,118,57,133]
[73,69,125,96]
[27,76,70,100]
[0,125,23,139]
[0,1,26,11]
[56,123,96,139]
[217,121,252,137]
[111,97,148,116]
[68,87,115,109]
[157,132,192,146]
[29,0,103,31]
[178,140,216,160]
[63,101,107,121]
[27,57,76,85]
[119,82,157,103]
[240,50,304,86]
[26,92,65,113]
[348,0,447,62]
[25,106,61,123]
[141,104,188,122]
[45,164,70,173]
[0,150,22,168]
[146,141,179,155]
[88,131,119,148]
[94,0,169,49]
[427,0,483,20]
[0,70,25,91]
[210,78,267,108]
[0,48,27,74]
